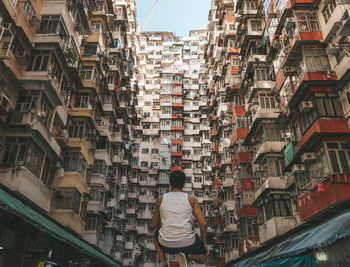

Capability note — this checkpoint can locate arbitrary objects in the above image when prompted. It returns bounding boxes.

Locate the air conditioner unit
[301,152,316,164]
[326,43,341,55]
[299,101,313,112]
[292,164,306,174]
[283,66,297,76]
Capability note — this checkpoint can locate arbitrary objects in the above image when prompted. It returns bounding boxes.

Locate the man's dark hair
[169,171,186,189]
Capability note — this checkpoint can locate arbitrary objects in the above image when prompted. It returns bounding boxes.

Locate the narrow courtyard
[0,0,350,266]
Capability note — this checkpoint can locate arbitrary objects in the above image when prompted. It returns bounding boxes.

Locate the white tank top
[158,192,196,248]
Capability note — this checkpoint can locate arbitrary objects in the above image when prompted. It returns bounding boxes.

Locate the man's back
[158,192,196,248]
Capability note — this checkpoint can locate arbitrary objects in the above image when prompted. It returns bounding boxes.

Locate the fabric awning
[229,211,350,267]
[260,254,317,267]
[0,188,121,267]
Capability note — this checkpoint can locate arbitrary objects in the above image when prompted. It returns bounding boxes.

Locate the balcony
[193,182,203,189]
[0,166,52,212]
[87,200,105,214]
[171,165,182,171]
[223,223,238,233]
[138,211,153,220]
[139,195,156,203]
[66,138,94,165]
[255,177,288,200]
[56,171,90,195]
[288,71,337,110]
[298,119,350,149]
[171,126,183,131]
[50,209,86,236]
[259,216,297,244]
[136,225,149,235]
[254,141,285,164]
[139,180,157,187]
[69,106,94,121]
[298,177,350,221]
[126,208,136,215]
[9,111,61,157]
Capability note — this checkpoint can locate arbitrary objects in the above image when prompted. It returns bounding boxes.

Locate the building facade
[206,0,350,266]
[135,30,218,267]
[0,0,138,266]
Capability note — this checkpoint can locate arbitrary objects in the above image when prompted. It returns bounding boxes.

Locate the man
[152,170,209,267]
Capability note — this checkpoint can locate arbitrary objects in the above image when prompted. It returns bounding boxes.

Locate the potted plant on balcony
[64,47,78,67]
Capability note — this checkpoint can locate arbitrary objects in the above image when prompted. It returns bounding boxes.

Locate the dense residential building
[135,30,217,267]
[206,0,350,267]
[2,0,350,266]
[0,0,137,266]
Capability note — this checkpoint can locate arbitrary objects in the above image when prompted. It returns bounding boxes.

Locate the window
[90,185,104,202]
[142,148,149,154]
[300,107,317,133]
[75,93,89,108]
[246,1,258,10]
[54,188,81,214]
[2,137,44,178]
[92,160,107,175]
[322,0,337,24]
[263,125,280,141]
[63,152,87,178]
[264,194,292,221]
[183,163,192,169]
[162,108,171,115]
[300,93,343,133]
[27,50,50,71]
[296,12,320,31]
[255,67,269,81]
[152,148,159,154]
[83,43,99,56]
[95,1,105,11]
[251,20,262,31]
[304,48,330,72]
[141,161,148,167]
[91,21,101,32]
[86,217,97,230]
[70,120,86,138]
[326,143,350,174]
[80,66,94,80]
[267,157,284,177]
[37,16,65,34]
[150,162,158,169]
[22,0,35,21]
[314,94,343,117]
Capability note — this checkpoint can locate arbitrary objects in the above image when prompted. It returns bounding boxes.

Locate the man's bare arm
[152,196,163,231]
[189,195,207,245]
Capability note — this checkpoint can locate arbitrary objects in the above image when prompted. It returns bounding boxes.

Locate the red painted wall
[298,180,350,221]
[299,119,350,147]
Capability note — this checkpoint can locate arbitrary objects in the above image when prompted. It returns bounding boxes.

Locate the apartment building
[206,0,350,267]
[134,30,218,267]
[0,0,138,266]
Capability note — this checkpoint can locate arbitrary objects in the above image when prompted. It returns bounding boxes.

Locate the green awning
[260,254,317,267]
[0,188,121,267]
[284,142,294,166]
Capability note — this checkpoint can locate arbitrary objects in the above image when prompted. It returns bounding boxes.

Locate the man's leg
[153,232,168,267]
[188,254,206,264]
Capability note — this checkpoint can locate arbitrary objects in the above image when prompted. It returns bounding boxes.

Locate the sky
[135,0,211,36]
